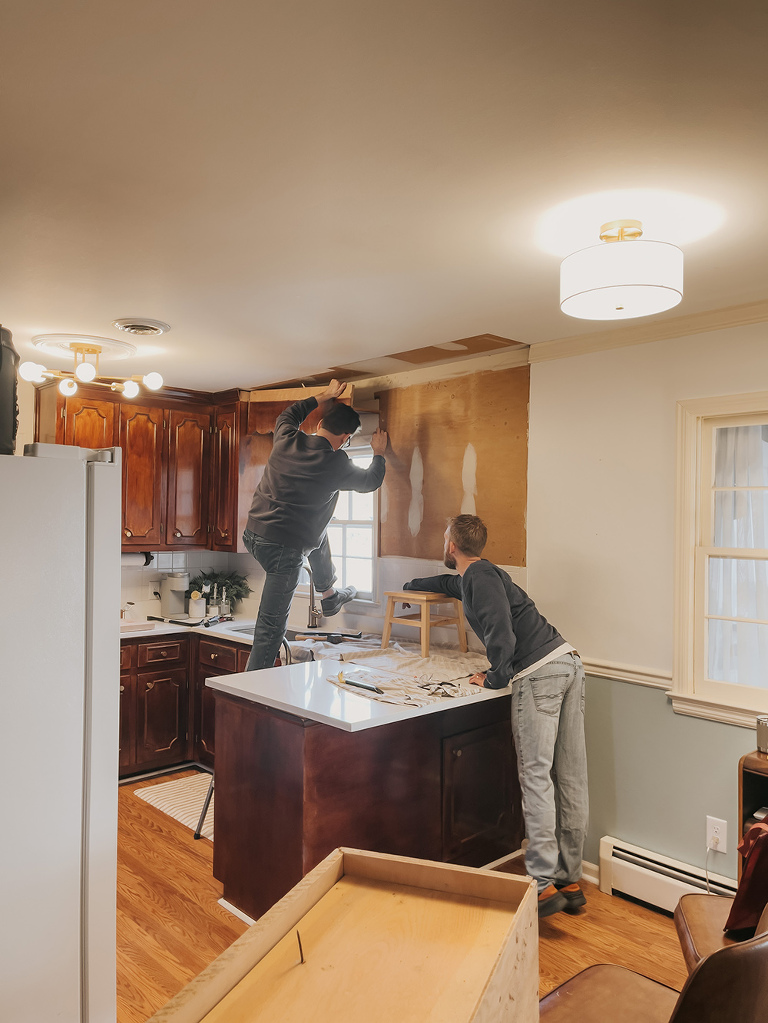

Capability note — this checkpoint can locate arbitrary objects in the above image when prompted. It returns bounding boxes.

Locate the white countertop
[205,660,509,732]
[119,619,256,643]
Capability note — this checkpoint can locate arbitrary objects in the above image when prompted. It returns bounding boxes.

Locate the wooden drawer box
[148,848,538,1023]
[137,639,187,668]
[198,639,238,673]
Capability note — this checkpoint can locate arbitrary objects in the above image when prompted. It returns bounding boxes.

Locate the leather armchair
[539,930,768,1022]
[674,893,768,973]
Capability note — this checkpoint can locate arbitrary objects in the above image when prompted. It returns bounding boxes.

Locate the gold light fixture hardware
[19,334,163,397]
[599,219,644,243]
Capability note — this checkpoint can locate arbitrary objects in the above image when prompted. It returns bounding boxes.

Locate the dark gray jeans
[242,529,336,671]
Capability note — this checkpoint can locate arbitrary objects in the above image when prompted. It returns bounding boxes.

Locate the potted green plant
[187,570,252,610]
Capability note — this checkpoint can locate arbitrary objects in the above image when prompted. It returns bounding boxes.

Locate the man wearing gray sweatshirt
[404,514,588,919]
[244,379,387,672]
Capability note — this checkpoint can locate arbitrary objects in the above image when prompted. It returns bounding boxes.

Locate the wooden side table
[380,590,468,657]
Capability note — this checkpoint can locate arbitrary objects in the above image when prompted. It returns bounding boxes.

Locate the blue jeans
[509,652,588,892]
[242,529,336,672]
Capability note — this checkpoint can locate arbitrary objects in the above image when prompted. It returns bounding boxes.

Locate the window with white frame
[673,393,768,724]
[299,446,378,600]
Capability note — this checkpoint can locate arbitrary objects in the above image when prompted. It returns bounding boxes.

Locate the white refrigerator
[1,443,120,1023]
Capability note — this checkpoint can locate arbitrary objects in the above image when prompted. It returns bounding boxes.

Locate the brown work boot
[556,882,587,912]
[538,884,568,918]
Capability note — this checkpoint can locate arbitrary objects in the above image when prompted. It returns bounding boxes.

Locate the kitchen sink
[223,625,255,635]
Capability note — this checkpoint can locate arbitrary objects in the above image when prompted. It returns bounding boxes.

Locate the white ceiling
[2,0,766,392]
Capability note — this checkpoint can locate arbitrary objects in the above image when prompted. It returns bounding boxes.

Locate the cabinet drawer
[137,639,187,668]
[120,643,134,669]
[199,639,238,672]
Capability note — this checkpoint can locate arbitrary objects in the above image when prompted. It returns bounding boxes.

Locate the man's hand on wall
[371,427,388,456]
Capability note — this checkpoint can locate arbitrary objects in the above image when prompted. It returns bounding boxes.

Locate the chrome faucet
[306,566,322,629]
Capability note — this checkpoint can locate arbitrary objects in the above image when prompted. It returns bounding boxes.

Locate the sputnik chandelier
[20,334,163,397]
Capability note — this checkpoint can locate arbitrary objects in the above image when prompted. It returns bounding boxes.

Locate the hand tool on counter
[335,671,384,695]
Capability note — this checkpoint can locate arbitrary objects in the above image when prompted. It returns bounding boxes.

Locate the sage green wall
[583,675,756,879]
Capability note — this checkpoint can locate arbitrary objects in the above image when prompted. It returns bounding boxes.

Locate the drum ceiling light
[19,334,164,397]
[560,219,684,321]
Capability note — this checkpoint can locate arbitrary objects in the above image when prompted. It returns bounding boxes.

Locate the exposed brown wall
[377,366,529,565]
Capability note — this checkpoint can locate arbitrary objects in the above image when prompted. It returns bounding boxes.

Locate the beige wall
[526,321,768,674]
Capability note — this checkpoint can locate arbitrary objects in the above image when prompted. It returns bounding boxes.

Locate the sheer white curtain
[708,424,768,687]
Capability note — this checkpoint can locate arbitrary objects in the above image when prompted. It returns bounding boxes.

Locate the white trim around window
[671,390,768,727]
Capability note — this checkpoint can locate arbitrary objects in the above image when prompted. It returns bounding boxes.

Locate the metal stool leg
[193,773,214,840]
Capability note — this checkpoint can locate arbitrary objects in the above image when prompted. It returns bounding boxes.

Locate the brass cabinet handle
[174,529,181,537]
[124,528,132,537]
[119,685,125,693]
[453,749,463,757]
[161,650,168,658]
[210,652,217,661]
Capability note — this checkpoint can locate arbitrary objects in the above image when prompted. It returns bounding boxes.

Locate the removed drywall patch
[461,443,477,515]
[408,447,424,536]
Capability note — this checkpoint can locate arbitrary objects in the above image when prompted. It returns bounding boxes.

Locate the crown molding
[528,299,768,364]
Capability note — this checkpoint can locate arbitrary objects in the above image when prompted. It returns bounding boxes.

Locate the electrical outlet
[706,815,728,854]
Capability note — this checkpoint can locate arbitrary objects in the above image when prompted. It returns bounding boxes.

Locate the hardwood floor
[496,858,689,995]
[117,770,247,1023]
[117,770,688,1021]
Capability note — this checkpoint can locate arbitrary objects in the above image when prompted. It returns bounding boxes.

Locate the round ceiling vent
[112,318,171,336]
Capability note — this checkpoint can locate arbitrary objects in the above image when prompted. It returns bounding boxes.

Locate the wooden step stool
[381,590,468,658]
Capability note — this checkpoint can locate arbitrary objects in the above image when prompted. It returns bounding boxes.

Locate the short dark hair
[447,514,487,557]
[320,403,361,436]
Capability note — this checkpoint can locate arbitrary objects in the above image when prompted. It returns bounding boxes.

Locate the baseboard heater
[599,835,738,913]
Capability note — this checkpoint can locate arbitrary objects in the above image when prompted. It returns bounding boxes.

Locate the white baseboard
[218,898,256,926]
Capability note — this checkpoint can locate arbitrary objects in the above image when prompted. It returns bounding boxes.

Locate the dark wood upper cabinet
[167,409,210,546]
[64,396,119,448]
[210,404,238,551]
[34,382,353,553]
[120,404,166,548]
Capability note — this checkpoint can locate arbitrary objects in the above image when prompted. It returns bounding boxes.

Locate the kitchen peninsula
[208,662,523,921]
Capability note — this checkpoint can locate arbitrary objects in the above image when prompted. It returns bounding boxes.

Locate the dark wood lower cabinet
[194,669,219,767]
[442,719,518,864]
[213,689,523,921]
[135,667,188,768]
[120,635,190,777]
[192,639,250,767]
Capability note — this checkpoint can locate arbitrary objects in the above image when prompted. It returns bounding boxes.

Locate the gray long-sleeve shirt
[404,560,564,688]
[246,396,386,553]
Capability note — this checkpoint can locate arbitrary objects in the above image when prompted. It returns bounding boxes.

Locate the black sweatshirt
[404,560,564,688]
[246,396,386,553]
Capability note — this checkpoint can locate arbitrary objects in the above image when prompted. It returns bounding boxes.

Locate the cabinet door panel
[136,667,187,766]
[120,405,165,547]
[167,409,210,547]
[442,721,517,863]
[195,669,220,766]
[119,673,135,772]
[211,406,237,550]
[65,397,118,448]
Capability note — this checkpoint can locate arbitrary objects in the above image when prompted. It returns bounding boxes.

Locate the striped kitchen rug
[135,772,214,840]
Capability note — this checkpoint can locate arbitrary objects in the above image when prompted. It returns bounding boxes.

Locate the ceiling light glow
[537,188,725,257]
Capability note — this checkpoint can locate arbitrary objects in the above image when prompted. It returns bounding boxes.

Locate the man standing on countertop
[243,379,387,673]
[403,514,588,919]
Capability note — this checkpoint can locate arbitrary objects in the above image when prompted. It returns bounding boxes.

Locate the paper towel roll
[121,552,154,567]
